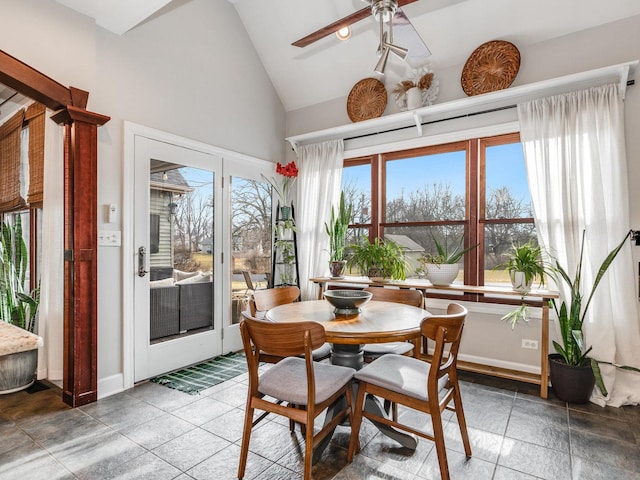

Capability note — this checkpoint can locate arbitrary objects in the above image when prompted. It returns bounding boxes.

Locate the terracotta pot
[548,353,595,403]
[329,260,346,278]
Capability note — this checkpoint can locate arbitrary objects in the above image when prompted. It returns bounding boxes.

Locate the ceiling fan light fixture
[336,26,351,41]
[374,45,390,75]
[386,42,408,60]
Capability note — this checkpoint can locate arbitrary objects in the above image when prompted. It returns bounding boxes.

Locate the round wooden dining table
[265,299,429,369]
[265,299,431,454]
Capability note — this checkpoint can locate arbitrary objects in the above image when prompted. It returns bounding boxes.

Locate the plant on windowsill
[496,240,549,292]
[417,236,478,286]
[495,240,552,328]
[324,192,353,278]
[346,236,408,281]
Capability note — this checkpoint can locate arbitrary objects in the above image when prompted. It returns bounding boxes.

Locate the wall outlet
[521,339,538,350]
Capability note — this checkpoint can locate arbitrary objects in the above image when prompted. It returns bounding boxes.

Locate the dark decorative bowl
[323,289,373,315]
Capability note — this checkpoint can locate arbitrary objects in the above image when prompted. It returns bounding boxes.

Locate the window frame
[343,132,537,305]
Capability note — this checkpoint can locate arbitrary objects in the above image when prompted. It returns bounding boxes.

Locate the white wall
[286,14,640,373]
[1,0,286,394]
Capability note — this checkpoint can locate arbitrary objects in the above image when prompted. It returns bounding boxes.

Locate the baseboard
[458,352,540,375]
[36,367,63,381]
[98,373,126,399]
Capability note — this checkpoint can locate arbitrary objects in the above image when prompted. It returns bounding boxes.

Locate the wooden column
[0,49,110,407]
[52,106,110,407]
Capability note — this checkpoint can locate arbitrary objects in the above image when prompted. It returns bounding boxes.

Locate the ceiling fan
[292,0,431,74]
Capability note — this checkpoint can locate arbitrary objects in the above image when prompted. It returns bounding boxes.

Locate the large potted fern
[347,236,408,281]
[548,230,631,403]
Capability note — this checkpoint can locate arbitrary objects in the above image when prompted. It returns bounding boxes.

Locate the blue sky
[343,142,531,206]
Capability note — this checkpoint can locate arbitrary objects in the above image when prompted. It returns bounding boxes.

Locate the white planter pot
[510,271,533,292]
[277,226,293,240]
[406,87,423,110]
[426,263,460,286]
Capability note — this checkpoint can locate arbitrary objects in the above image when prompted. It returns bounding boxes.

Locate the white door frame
[122,122,271,390]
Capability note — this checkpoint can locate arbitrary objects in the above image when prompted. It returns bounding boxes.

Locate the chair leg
[431,406,450,480]
[303,411,314,480]
[452,385,472,457]
[347,382,367,462]
[237,403,255,479]
[411,337,421,358]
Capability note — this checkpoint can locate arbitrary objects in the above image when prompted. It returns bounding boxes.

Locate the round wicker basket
[347,78,387,122]
[461,40,520,96]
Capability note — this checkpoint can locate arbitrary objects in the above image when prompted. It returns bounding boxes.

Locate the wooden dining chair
[248,286,331,361]
[238,318,355,480]
[347,303,471,480]
[362,287,424,361]
[248,285,300,317]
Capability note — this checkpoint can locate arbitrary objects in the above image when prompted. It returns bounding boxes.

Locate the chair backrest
[421,303,467,384]
[249,285,300,316]
[240,317,326,361]
[364,287,423,307]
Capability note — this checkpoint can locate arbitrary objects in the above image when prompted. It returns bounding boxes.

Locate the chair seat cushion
[311,342,332,360]
[259,356,354,405]
[363,342,414,356]
[355,354,448,401]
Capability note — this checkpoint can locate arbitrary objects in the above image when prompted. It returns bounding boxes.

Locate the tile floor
[0,369,639,479]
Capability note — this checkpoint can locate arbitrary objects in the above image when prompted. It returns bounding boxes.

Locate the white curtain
[37,118,64,381]
[294,140,344,300]
[518,83,640,406]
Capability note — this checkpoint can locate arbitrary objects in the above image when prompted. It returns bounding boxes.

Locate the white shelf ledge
[287,61,638,149]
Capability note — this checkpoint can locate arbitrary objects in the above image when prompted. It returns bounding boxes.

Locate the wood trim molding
[0,48,110,407]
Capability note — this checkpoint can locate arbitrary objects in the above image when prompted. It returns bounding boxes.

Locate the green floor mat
[150,352,247,395]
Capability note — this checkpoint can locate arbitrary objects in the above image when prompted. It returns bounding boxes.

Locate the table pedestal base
[312,344,418,464]
[331,343,364,370]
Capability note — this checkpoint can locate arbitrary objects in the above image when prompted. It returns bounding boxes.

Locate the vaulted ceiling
[43,0,640,114]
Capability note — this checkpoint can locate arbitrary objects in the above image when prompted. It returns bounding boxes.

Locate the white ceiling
[54,0,640,112]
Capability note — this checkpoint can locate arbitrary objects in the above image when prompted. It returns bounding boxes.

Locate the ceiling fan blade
[392,8,431,59]
[292,0,421,48]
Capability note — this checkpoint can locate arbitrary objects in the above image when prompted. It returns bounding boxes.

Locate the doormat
[150,352,248,395]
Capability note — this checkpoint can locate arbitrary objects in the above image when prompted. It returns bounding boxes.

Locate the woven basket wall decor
[347,78,387,122]
[461,40,520,96]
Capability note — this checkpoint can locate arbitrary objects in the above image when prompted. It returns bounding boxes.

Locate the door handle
[138,246,149,277]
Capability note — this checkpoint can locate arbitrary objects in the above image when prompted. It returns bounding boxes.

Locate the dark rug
[150,352,248,395]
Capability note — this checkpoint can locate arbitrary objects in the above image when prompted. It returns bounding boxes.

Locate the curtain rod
[343,79,636,143]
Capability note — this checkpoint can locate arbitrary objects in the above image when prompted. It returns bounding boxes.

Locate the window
[342,133,536,299]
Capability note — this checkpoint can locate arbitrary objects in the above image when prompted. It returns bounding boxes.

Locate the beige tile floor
[1,369,639,479]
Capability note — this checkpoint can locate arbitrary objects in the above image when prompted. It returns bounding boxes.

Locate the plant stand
[270,202,300,289]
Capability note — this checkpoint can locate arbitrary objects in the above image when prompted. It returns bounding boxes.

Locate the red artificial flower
[276,161,298,178]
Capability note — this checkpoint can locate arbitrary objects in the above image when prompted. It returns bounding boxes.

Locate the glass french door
[222,160,273,352]
[134,136,222,381]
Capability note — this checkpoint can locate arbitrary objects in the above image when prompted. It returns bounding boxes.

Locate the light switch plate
[98,230,121,246]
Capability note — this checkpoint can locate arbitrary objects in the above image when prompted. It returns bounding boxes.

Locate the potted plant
[1,216,39,332]
[547,229,632,403]
[347,236,408,281]
[325,192,353,278]
[418,236,477,286]
[496,240,548,292]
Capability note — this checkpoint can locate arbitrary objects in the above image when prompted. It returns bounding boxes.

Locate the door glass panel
[148,164,214,343]
[229,176,272,325]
